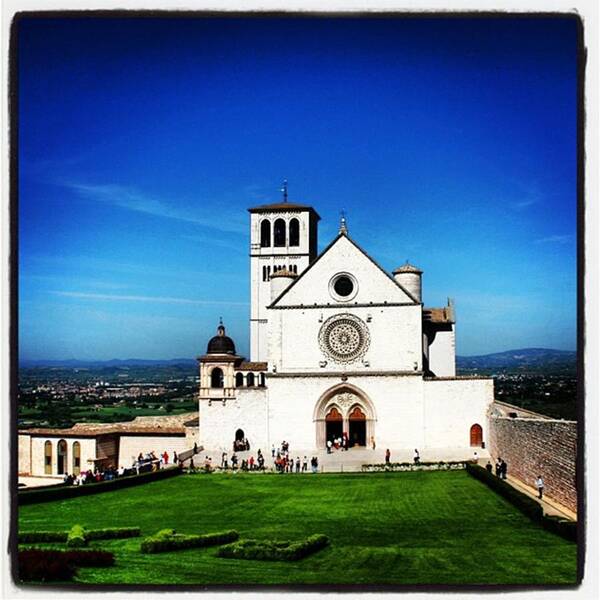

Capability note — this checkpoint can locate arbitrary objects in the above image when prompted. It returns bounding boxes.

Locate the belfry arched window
[211,367,224,388]
[44,440,52,475]
[274,218,286,247]
[260,220,271,247]
[73,441,81,474]
[289,218,300,247]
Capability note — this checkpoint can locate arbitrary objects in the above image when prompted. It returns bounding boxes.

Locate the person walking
[327,439,332,454]
[385,449,391,465]
[485,461,493,473]
[413,449,420,465]
[495,458,502,477]
[535,475,545,499]
[302,456,308,472]
[501,459,508,480]
[371,436,376,451]
[271,444,276,458]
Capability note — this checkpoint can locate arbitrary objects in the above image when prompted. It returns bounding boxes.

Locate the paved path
[504,474,577,521]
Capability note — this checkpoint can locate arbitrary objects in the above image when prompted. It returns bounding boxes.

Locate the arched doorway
[314,384,376,449]
[325,406,343,444]
[72,441,81,474]
[470,424,483,447]
[44,440,52,475]
[57,439,67,475]
[348,406,367,447]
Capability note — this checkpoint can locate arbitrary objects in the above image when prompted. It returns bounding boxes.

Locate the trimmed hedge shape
[18,548,114,582]
[140,529,238,554]
[18,531,68,544]
[19,526,141,546]
[66,524,87,548]
[217,534,329,561]
[18,466,182,505]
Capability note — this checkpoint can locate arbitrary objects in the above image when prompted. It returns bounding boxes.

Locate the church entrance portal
[348,406,367,447]
[325,407,343,444]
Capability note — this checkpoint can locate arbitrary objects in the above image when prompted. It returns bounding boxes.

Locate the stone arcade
[198,198,494,456]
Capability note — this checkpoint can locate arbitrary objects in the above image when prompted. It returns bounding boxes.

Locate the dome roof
[206,322,236,355]
[271,268,298,279]
[393,261,422,275]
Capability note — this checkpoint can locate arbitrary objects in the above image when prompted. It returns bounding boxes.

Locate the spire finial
[339,209,348,235]
[217,316,224,335]
[219,316,223,326]
[281,179,288,203]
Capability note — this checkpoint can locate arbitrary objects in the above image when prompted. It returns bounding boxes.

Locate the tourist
[371,436,376,450]
[231,453,238,470]
[189,457,195,472]
[495,458,502,477]
[485,461,492,473]
[249,455,255,470]
[473,451,478,463]
[258,453,265,470]
[327,439,332,454]
[271,444,276,458]
[414,449,420,465]
[173,450,178,464]
[295,457,301,473]
[535,475,545,499]
[302,456,308,472]
[193,442,198,454]
[221,451,228,469]
[385,449,391,465]
[118,465,125,477]
[163,451,169,465]
[500,459,508,480]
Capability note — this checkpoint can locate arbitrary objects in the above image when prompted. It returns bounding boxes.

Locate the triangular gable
[270,233,419,307]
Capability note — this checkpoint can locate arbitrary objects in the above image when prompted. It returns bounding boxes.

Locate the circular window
[318,314,370,364]
[329,273,358,302]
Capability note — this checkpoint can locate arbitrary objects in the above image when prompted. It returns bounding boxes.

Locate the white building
[198,198,494,455]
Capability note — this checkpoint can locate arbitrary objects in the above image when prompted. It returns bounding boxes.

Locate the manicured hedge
[140,529,239,554]
[66,524,87,548]
[361,461,467,473]
[466,464,577,542]
[17,531,68,544]
[18,466,182,505]
[217,534,329,561]
[541,515,578,542]
[18,548,114,582]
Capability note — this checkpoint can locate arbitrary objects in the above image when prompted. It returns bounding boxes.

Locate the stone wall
[488,405,577,513]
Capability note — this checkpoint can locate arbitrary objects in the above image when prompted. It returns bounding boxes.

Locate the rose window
[319,314,370,364]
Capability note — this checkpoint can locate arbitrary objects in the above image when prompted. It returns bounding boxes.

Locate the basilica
[198,197,494,454]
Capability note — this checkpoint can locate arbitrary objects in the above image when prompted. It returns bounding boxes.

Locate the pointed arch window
[274,218,286,247]
[289,218,300,247]
[211,367,224,388]
[260,220,271,247]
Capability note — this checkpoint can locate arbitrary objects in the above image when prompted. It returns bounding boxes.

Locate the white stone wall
[269,305,423,373]
[198,387,269,453]
[427,326,456,376]
[423,378,493,448]
[18,434,31,475]
[29,436,96,477]
[117,435,189,468]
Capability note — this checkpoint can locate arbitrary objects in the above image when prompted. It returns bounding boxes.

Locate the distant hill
[21,348,576,371]
[457,348,576,371]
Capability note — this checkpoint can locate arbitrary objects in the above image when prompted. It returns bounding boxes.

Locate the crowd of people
[233,436,250,452]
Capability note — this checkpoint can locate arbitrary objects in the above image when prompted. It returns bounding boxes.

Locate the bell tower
[248,182,320,361]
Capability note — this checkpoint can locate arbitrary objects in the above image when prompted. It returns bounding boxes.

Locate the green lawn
[18,470,577,586]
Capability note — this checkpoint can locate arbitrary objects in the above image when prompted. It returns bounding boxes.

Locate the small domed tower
[270,267,298,302]
[393,262,423,303]
[198,320,239,400]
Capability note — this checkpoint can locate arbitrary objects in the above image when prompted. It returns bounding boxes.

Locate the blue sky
[18,16,578,360]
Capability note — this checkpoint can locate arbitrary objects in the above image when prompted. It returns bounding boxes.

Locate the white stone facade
[197,200,494,457]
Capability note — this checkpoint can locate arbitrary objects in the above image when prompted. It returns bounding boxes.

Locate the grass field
[17,470,578,586]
